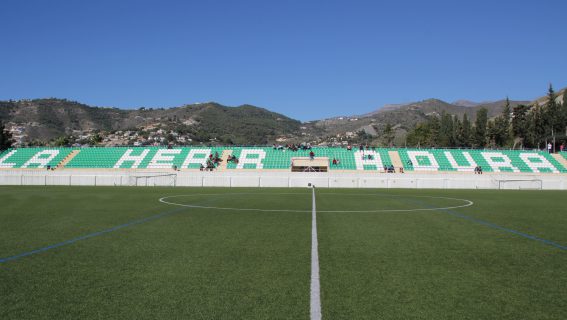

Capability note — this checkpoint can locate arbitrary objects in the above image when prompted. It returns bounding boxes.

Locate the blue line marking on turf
[378,192,567,251]
[0,207,186,264]
[437,208,567,250]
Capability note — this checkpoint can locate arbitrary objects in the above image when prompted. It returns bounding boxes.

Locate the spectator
[309,150,315,160]
[407,160,413,166]
[474,165,483,174]
[548,142,552,153]
[332,158,337,165]
[347,145,352,151]
[399,167,404,173]
[560,143,565,153]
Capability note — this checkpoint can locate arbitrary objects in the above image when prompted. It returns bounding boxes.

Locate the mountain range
[1,86,565,145]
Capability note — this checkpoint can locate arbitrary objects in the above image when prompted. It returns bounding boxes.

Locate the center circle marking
[159,192,474,213]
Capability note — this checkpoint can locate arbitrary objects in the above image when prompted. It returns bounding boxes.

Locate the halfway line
[311,188,322,320]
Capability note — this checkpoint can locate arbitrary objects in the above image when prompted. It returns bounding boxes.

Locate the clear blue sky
[1,0,566,121]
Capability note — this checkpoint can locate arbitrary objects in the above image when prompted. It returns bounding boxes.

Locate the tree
[406,123,430,147]
[486,120,497,147]
[560,94,567,138]
[381,124,395,147]
[543,84,560,136]
[489,116,509,147]
[502,97,512,126]
[461,113,472,147]
[453,116,464,147]
[501,97,512,145]
[0,123,13,150]
[488,99,512,147]
[473,108,488,148]
[439,112,454,147]
[90,133,103,145]
[427,116,440,147]
[512,104,529,147]
[52,136,70,147]
[528,104,546,148]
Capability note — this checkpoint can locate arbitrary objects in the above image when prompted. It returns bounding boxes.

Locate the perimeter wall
[1,170,566,190]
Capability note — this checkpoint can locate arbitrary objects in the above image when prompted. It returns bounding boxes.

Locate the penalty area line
[311,188,322,320]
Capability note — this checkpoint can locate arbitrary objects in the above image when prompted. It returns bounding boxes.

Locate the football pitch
[1,186,566,319]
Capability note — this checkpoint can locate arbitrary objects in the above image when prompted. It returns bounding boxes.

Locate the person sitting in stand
[474,165,483,174]
[228,155,239,164]
[206,159,215,171]
[309,150,315,160]
[199,163,205,171]
[399,166,404,173]
[347,145,352,151]
[332,158,338,165]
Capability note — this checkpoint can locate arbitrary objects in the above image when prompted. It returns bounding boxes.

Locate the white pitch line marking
[311,188,322,320]
[158,193,474,213]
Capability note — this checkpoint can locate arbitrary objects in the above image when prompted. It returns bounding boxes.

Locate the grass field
[1,186,566,319]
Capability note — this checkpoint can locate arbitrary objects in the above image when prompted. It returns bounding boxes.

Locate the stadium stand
[0,148,75,169]
[1,147,566,173]
[397,149,566,173]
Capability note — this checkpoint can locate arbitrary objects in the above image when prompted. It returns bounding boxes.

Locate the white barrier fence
[1,170,566,190]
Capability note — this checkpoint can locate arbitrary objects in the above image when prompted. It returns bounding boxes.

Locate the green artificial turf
[1,186,566,319]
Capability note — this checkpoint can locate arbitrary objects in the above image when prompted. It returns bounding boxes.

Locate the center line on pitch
[311,188,322,320]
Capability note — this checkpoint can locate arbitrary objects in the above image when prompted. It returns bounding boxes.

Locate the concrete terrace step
[388,150,403,170]
[58,150,81,169]
[551,153,567,170]
[217,150,233,171]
